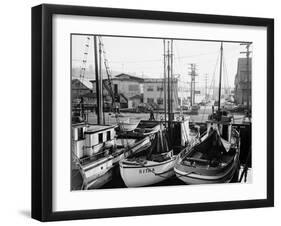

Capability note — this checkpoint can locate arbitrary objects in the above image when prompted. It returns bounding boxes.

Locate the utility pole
[188,63,197,106]
[240,43,252,110]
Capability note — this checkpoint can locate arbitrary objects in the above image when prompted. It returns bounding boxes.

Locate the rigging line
[173,42,185,76]
[200,72,216,122]
[223,59,228,94]
[221,55,226,93]
[122,48,238,64]
[78,36,91,97]
[98,36,130,148]
[200,51,220,122]
[73,46,240,64]
[222,59,226,94]
[223,57,231,92]
[221,58,225,93]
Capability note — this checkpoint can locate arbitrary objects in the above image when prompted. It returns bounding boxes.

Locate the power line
[72,46,239,64]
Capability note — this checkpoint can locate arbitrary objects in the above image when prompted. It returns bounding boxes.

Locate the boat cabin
[72,124,116,159]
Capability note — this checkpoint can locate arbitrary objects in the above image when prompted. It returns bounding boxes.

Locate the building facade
[143,78,179,110]
[72,79,92,100]
[111,73,144,100]
[90,73,143,109]
[128,94,143,108]
[234,58,252,107]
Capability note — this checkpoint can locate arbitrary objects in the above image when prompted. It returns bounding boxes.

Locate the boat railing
[185,157,209,164]
[79,146,115,165]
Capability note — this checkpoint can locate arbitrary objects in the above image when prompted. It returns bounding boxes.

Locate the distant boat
[119,121,177,187]
[117,120,161,139]
[71,123,151,189]
[117,118,140,132]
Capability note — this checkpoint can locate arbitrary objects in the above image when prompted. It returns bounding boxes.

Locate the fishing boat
[71,123,152,189]
[117,120,161,138]
[119,121,177,187]
[174,121,240,184]
[174,42,240,184]
[117,118,140,132]
[118,40,202,187]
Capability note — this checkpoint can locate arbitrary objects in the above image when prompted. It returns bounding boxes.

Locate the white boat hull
[85,168,113,189]
[120,157,177,187]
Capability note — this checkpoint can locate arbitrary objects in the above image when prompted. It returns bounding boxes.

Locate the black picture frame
[32,4,274,222]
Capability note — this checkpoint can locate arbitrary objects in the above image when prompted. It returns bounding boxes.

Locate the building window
[147,98,154,104]
[107,131,111,141]
[157,98,163,105]
[114,84,118,94]
[98,133,103,143]
[157,86,163,91]
[129,84,138,91]
[147,86,154,91]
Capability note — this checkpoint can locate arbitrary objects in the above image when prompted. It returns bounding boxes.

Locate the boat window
[98,133,103,143]
[78,127,84,140]
[107,131,111,141]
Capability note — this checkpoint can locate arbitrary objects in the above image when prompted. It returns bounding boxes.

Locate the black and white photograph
[0,0,277,224]
[71,34,252,190]
[29,2,274,222]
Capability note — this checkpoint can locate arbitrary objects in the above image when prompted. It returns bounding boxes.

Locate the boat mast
[218,42,223,115]
[163,40,167,125]
[94,36,103,124]
[98,38,105,124]
[167,41,171,133]
[170,40,174,116]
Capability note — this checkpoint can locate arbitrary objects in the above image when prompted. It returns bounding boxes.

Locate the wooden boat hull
[85,168,113,189]
[76,137,152,189]
[174,155,239,184]
[120,123,138,131]
[120,157,177,187]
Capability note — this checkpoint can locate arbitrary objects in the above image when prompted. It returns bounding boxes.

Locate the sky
[72,34,252,90]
